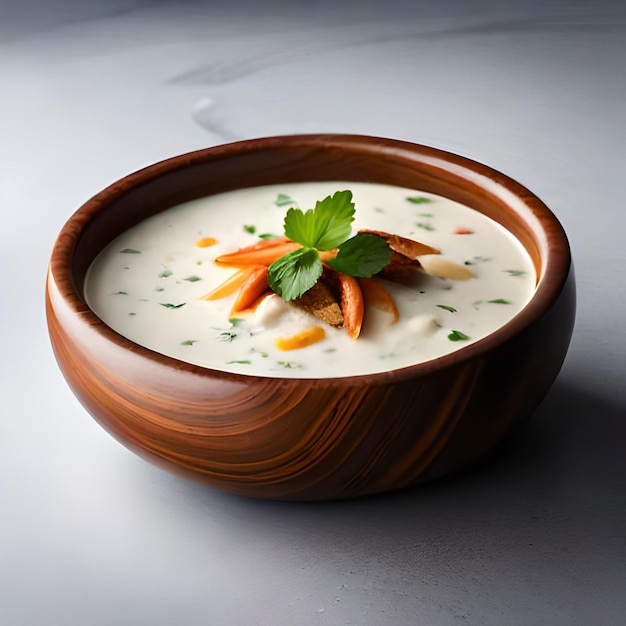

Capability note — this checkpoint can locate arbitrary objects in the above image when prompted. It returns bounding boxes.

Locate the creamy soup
[85,182,536,378]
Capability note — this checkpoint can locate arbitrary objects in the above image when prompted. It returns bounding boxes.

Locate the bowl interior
[54,134,570,382]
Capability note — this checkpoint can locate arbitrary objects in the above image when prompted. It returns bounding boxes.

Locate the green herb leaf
[504,269,526,277]
[436,304,457,313]
[181,339,198,345]
[259,233,277,240]
[416,222,435,231]
[120,248,141,254]
[406,196,432,204]
[448,330,470,341]
[184,275,202,282]
[487,298,511,304]
[243,224,256,234]
[276,361,303,369]
[275,193,295,207]
[284,190,354,250]
[160,302,186,309]
[113,290,128,295]
[217,331,237,342]
[159,268,173,278]
[267,247,323,301]
[326,233,391,278]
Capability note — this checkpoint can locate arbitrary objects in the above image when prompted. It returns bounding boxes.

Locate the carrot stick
[230,266,270,316]
[215,238,300,267]
[198,266,259,301]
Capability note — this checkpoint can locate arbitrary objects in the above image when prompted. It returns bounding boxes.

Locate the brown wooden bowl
[46,134,575,501]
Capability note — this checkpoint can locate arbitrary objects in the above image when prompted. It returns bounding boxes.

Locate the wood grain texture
[46,134,576,500]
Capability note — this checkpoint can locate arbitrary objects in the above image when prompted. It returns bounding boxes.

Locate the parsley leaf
[268,247,323,301]
[284,190,354,250]
[326,233,391,277]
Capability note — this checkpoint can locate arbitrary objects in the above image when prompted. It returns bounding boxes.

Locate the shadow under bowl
[46,134,576,501]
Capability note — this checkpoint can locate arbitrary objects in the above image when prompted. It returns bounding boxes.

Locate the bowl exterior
[46,135,576,500]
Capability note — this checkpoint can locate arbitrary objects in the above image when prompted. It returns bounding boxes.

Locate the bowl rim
[47,133,573,386]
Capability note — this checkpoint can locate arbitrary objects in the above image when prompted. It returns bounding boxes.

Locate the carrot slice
[337,273,364,340]
[358,278,399,324]
[275,326,326,351]
[198,266,260,301]
[230,266,270,316]
[195,237,218,247]
[215,238,300,267]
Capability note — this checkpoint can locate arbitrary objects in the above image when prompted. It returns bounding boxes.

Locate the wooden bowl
[46,135,575,501]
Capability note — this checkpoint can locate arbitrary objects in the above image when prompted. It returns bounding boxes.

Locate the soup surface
[85,182,536,378]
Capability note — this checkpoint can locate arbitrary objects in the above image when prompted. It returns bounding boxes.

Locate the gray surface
[2,1,625,624]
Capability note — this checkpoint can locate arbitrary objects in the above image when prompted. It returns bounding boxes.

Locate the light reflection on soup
[85,182,536,378]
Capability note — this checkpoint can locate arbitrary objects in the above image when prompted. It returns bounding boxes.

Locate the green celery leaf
[267,247,323,301]
[326,233,391,278]
[284,190,354,250]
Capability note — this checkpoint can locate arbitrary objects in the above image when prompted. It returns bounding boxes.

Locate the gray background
[2,1,625,624]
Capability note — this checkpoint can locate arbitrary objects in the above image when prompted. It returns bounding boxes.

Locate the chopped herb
[226,359,252,365]
[243,224,256,234]
[123,266,130,270]
[487,298,512,304]
[448,330,470,342]
[120,248,141,254]
[406,196,432,204]
[113,290,128,295]
[181,339,198,345]
[374,207,385,213]
[259,233,277,240]
[417,212,434,218]
[504,269,526,277]
[217,330,238,342]
[128,312,136,316]
[276,361,303,369]
[250,348,269,358]
[195,260,202,265]
[436,304,457,313]
[184,275,202,282]
[416,222,435,231]
[324,348,338,353]
[464,256,491,266]
[159,268,173,278]
[160,302,186,309]
[275,193,296,207]
[268,191,391,301]
[154,286,165,292]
